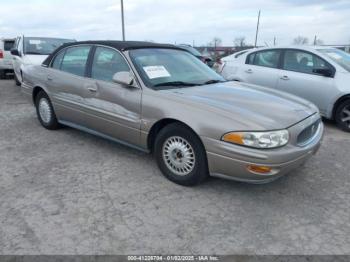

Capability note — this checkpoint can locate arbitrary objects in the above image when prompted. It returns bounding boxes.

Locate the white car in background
[11,36,75,85]
[0,38,15,79]
[218,46,350,132]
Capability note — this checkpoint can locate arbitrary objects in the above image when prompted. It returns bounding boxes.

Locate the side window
[252,50,281,68]
[283,50,331,75]
[91,47,130,82]
[51,50,65,70]
[60,46,91,77]
[246,53,255,64]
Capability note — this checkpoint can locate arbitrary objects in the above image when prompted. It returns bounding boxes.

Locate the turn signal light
[247,165,272,174]
[222,132,244,145]
[0,50,3,59]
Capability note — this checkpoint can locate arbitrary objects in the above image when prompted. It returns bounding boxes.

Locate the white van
[11,36,75,85]
[0,38,15,79]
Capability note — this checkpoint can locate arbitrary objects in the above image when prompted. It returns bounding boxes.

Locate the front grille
[297,119,321,146]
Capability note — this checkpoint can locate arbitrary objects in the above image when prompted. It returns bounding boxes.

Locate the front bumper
[202,113,323,183]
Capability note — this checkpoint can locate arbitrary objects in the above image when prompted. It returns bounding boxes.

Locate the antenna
[254,10,261,47]
[121,0,125,41]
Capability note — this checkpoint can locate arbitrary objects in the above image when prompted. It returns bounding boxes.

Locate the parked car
[177,44,214,67]
[22,41,323,186]
[11,36,75,85]
[218,46,350,132]
[215,48,254,73]
[0,38,15,79]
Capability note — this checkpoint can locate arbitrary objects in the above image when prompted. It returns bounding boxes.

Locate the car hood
[161,81,318,130]
[24,54,49,65]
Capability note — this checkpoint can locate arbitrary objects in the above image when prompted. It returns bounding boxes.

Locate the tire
[335,100,350,132]
[35,91,60,130]
[154,123,208,186]
[14,73,21,86]
[0,70,5,79]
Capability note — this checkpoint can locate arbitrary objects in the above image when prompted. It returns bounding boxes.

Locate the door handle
[245,69,253,74]
[47,75,53,81]
[84,83,98,93]
[87,87,97,92]
[280,75,290,80]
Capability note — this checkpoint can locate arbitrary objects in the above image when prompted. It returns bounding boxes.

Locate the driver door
[82,46,142,145]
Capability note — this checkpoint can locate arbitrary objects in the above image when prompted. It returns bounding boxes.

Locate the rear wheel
[335,100,350,132]
[154,123,208,186]
[35,91,60,130]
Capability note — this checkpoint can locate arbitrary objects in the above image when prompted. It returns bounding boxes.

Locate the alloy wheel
[341,105,350,128]
[162,136,196,176]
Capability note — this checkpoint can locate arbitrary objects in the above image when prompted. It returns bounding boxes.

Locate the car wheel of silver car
[35,91,60,130]
[154,123,208,186]
[335,100,350,132]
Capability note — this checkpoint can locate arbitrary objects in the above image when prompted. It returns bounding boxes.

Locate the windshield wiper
[154,81,199,87]
[203,79,227,85]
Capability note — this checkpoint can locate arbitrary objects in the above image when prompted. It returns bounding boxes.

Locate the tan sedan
[21,41,323,186]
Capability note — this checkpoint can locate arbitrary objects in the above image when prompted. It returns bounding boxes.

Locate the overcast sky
[0,0,349,46]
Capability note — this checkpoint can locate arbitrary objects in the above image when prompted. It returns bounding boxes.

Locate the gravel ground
[0,79,349,255]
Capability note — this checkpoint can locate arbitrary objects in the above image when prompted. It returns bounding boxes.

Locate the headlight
[222,130,289,149]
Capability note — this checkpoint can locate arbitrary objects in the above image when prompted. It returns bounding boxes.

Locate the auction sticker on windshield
[29,40,43,45]
[143,66,171,79]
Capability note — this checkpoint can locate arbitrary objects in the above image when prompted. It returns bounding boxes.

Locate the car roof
[42,40,183,66]
[227,45,342,61]
[0,38,15,41]
[244,45,340,54]
[59,40,179,52]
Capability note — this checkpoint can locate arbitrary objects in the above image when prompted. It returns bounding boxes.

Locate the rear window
[4,40,15,51]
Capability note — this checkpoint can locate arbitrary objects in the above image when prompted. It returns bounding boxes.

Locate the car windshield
[24,37,75,55]
[317,48,350,72]
[129,48,225,90]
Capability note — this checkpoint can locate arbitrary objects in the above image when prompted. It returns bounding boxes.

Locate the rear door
[276,49,335,115]
[82,46,142,145]
[241,49,281,88]
[46,45,94,126]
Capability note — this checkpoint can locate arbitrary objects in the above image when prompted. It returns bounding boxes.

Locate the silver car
[218,46,350,132]
[22,41,323,186]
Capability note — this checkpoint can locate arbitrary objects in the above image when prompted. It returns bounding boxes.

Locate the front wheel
[154,123,208,186]
[14,72,21,86]
[335,100,350,132]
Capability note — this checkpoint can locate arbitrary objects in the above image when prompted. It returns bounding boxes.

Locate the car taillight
[0,50,3,59]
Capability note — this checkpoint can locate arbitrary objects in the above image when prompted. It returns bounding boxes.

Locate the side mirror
[313,68,333,77]
[10,48,20,57]
[112,71,134,86]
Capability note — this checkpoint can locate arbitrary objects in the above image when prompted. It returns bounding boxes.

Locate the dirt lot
[0,79,349,255]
